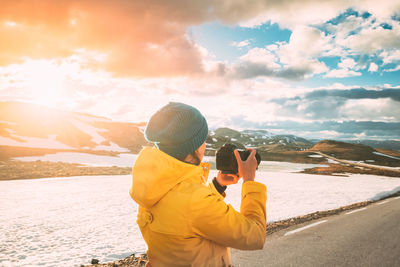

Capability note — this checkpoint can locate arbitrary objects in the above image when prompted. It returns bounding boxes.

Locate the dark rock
[91,259,99,264]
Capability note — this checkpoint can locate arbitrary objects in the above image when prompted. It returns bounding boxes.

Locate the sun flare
[6,59,82,109]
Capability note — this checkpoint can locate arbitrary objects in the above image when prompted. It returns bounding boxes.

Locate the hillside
[1,101,399,168]
[0,101,148,153]
[309,140,400,167]
[206,127,314,154]
[347,140,400,151]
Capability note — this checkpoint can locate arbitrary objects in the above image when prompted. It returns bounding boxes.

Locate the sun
[20,59,70,108]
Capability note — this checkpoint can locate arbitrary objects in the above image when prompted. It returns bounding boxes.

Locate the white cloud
[238,0,400,30]
[338,58,357,69]
[239,47,280,68]
[368,62,378,72]
[284,26,333,58]
[339,98,400,121]
[356,0,400,21]
[231,40,251,48]
[384,65,400,72]
[325,69,362,78]
[380,50,400,64]
[338,22,400,54]
[324,57,362,78]
[228,25,331,80]
[325,11,400,72]
[239,0,349,29]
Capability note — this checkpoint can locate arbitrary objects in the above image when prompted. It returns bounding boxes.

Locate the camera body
[216,143,261,174]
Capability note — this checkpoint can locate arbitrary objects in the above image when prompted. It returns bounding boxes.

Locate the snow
[14,152,138,167]
[93,142,130,153]
[74,114,111,123]
[71,118,106,144]
[1,171,400,266]
[222,171,400,222]
[327,158,339,164]
[0,120,17,125]
[308,154,323,158]
[373,151,400,160]
[0,135,73,149]
[0,114,129,152]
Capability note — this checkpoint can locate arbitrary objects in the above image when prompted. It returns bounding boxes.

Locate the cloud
[0,0,211,77]
[270,88,400,121]
[227,26,330,80]
[339,98,400,121]
[325,69,362,78]
[339,23,400,54]
[221,118,400,140]
[2,0,399,78]
[231,40,251,48]
[230,62,318,80]
[380,50,400,64]
[368,62,378,72]
[324,57,362,78]
[303,88,400,101]
[240,0,400,29]
[384,65,400,72]
[227,45,326,80]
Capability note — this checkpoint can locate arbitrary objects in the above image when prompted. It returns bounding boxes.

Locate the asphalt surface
[231,196,400,267]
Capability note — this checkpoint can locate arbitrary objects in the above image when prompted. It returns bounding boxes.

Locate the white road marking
[377,200,390,205]
[346,207,367,215]
[284,220,328,236]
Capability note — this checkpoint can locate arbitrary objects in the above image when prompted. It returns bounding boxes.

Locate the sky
[1,0,400,140]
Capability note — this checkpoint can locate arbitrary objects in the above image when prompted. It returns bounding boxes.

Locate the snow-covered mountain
[206,127,314,153]
[0,101,147,153]
[1,102,398,157]
[0,102,315,155]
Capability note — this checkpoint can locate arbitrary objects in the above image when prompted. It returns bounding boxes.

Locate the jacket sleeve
[190,181,267,250]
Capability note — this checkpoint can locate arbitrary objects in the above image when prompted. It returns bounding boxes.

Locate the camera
[216,143,261,174]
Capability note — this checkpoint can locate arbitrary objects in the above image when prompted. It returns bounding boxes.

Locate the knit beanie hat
[144,102,209,159]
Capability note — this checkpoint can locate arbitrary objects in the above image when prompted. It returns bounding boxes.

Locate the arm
[190,181,267,250]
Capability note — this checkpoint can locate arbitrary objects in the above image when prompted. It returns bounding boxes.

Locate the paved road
[232,196,400,267]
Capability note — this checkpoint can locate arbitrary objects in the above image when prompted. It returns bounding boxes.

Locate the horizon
[1,1,399,141]
[2,100,399,143]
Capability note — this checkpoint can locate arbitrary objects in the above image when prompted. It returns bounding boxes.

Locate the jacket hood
[129,146,210,209]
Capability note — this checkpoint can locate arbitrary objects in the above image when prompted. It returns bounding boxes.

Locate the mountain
[309,140,400,167]
[0,101,147,153]
[206,127,314,153]
[1,101,398,166]
[345,140,400,151]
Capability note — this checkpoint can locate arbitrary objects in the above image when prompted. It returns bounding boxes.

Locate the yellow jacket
[129,147,267,267]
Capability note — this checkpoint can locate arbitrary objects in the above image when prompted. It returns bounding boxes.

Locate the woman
[129,102,267,267]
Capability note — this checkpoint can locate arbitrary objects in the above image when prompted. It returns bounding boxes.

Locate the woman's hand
[234,149,257,182]
[216,171,240,186]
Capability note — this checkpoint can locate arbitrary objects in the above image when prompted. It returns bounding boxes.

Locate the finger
[233,149,243,163]
[244,149,256,162]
